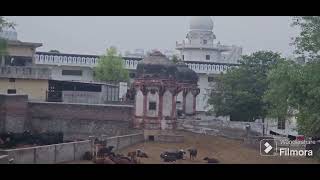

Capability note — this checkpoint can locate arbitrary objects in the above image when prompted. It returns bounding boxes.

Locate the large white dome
[189,16,213,31]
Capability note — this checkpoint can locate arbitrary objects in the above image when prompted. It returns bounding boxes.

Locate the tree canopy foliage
[49,50,60,53]
[208,51,285,122]
[171,55,181,64]
[209,16,320,137]
[0,16,16,56]
[291,16,320,60]
[94,47,129,83]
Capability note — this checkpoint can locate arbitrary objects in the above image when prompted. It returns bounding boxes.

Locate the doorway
[148,136,155,141]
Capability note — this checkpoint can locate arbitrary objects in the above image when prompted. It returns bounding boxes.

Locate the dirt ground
[65,131,319,164]
[117,131,319,164]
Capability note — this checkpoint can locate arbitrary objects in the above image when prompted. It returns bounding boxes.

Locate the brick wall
[0,94,28,133]
[0,94,140,140]
[27,101,138,140]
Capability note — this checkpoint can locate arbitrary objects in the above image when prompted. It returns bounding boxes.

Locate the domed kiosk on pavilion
[131,50,200,132]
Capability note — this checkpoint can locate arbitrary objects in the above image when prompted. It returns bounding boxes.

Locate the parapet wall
[0,155,8,164]
[0,133,144,164]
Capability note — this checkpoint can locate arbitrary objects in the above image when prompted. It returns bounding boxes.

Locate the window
[7,89,16,94]
[278,118,286,130]
[203,40,207,44]
[9,78,15,82]
[62,70,82,76]
[206,55,210,60]
[208,77,214,82]
[149,102,156,110]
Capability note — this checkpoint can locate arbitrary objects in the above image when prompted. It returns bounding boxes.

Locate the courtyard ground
[65,131,319,164]
[118,131,318,164]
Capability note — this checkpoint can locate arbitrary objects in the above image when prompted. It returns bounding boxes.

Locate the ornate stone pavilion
[131,51,199,131]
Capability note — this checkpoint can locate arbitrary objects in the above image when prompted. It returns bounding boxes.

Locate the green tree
[288,16,320,136]
[0,16,15,32]
[263,59,301,128]
[49,50,60,53]
[291,16,320,60]
[171,55,181,64]
[94,47,129,84]
[0,16,16,56]
[293,61,320,136]
[208,51,284,134]
[0,38,7,56]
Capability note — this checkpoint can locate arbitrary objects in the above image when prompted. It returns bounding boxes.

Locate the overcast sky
[6,16,299,57]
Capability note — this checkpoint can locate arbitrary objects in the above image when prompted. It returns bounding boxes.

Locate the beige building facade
[0,78,48,101]
[0,37,49,101]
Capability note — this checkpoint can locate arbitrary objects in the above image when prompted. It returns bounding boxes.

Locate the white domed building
[176,16,243,113]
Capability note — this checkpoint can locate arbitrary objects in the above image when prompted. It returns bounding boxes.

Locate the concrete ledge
[0,140,91,164]
[100,133,144,150]
[28,101,134,108]
[156,135,184,143]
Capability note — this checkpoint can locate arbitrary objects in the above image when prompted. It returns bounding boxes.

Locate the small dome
[136,51,176,79]
[139,50,173,65]
[175,64,199,84]
[136,51,198,84]
[189,16,213,31]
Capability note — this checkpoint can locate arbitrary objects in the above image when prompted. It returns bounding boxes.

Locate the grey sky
[6,16,299,57]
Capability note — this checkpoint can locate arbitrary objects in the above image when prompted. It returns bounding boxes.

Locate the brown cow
[127,151,137,160]
[137,149,148,158]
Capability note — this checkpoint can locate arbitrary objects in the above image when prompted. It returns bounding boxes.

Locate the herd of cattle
[159,148,219,163]
[86,143,219,164]
[83,145,143,164]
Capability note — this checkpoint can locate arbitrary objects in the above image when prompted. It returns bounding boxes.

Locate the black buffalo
[160,149,186,162]
[203,157,219,164]
[97,146,115,157]
[187,148,197,160]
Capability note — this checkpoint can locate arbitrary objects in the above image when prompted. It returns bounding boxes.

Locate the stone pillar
[191,88,200,115]
[158,94,163,130]
[171,95,177,119]
[158,86,165,130]
[142,87,148,129]
[182,89,188,114]
[193,95,197,115]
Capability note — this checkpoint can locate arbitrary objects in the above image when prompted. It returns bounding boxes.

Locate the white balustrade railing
[34,53,236,74]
